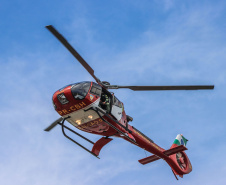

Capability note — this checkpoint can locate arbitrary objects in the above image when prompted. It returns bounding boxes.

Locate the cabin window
[90,82,102,96]
[113,96,122,108]
[71,82,91,100]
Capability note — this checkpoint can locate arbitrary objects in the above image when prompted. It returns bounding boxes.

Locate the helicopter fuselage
[53,81,128,135]
[52,81,192,176]
[44,25,214,179]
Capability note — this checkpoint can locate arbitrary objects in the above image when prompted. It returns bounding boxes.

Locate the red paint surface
[53,81,192,177]
[92,137,113,156]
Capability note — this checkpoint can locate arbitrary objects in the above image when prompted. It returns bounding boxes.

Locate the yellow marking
[62,109,69,114]
[133,130,151,144]
[70,106,76,111]
[58,111,63,115]
[56,90,65,94]
[57,102,87,116]
[79,102,86,107]
[133,130,160,150]
[151,143,160,150]
[80,118,103,129]
[75,104,81,109]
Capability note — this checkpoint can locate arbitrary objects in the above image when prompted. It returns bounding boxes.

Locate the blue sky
[0,0,226,184]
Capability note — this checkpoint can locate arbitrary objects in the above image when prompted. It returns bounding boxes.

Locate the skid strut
[58,116,100,159]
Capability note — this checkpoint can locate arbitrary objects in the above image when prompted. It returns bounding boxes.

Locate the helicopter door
[111,95,123,121]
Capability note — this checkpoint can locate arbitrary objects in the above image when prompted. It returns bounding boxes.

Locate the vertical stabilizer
[172,134,188,147]
[170,134,192,178]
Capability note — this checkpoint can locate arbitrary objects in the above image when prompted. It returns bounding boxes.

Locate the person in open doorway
[100,93,111,113]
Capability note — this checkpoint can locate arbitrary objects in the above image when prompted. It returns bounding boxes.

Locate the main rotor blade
[46,25,100,83]
[107,85,214,91]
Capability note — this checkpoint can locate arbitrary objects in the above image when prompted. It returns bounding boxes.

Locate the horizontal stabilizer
[165,145,187,156]
[139,155,160,165]
[139,145,187,165]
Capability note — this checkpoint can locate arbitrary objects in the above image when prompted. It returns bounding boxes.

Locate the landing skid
[45,117,113,158]
[59,116,100,158]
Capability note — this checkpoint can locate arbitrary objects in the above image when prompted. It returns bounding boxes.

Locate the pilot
[100,93,110,113]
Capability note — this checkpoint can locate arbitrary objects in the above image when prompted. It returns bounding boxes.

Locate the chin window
[57,93,69,104]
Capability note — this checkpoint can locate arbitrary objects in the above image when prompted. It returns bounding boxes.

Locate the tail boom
[138,134,192,177]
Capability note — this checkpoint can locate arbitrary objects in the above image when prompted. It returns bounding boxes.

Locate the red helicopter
[44,25,214,180]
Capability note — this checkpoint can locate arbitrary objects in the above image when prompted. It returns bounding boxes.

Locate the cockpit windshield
[59,83,74,92]
[71,82,91,100]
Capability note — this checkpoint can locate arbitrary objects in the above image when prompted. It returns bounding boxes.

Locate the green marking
[182,135,188,146]
[173,139,181,146]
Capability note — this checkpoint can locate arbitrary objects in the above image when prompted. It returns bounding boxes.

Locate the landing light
[76,120,82,125]
[88,115,93,119]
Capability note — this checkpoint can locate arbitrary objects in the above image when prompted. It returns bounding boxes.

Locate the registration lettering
[57,102,86,115]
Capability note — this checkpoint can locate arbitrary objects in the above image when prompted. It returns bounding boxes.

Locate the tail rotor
[170,134,192,179]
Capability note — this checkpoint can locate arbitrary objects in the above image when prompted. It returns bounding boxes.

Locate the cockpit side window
[113,96,122,108]
[71,82,91,100]
[90,82,102,97]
